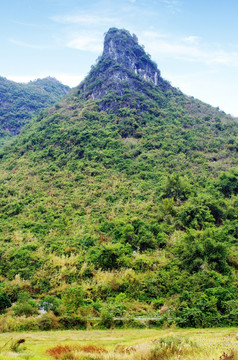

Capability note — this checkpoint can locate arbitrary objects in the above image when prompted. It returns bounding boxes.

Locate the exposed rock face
[78,28,170,109]
[102,28,159,85]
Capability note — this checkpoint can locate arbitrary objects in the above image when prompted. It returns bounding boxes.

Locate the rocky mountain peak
[102,28,160,85]
[77,28,170,110]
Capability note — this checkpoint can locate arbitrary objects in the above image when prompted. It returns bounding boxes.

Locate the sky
[1,0,238,116]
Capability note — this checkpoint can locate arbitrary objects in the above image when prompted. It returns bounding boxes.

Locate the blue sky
[1,0,238,116]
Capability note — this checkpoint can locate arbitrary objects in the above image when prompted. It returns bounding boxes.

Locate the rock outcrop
[102,28,159,85]
[77,28,170,109]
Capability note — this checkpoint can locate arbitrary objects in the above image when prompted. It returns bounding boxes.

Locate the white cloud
[54,73,85,87]
[142,30,168,40]
[212,50,238,66]
[9,38,46,49]
[51,14,116,25]
[141,31,238,66]
[161,0,182,13]
[7,73,85,87]
[151,41,202,59]
[67,34,103,53]
[6,75,38,83]
[51,11,117,52]
[183,36,200,44]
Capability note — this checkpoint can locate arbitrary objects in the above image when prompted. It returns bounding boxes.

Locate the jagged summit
[103,28,159,85]
[77,28,170,110]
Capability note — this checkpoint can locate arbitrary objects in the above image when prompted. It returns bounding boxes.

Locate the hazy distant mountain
[0,76,70,145]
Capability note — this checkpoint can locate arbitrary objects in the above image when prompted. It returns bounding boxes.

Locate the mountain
[0,76,70,145]
[0,28,237,329]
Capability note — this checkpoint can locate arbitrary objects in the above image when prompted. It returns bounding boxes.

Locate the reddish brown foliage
[46,345,75,359]
[78,344,107,353]
[219,351,234,360]
[46,344,107,359]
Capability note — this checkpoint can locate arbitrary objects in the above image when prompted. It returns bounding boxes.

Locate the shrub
[62,286,85,313]
[0,291,11,312]
[58,314,86,329]
[12,292,38,317]
[150,336,196,359]
[9,338,25,353]
[161,174,191,201]
[217,171,238,197]
[38,313,53,330]
[181,229,229,274]
[99,308,114,328]
[88,243,130,270]
[46,344,74,359]
[46,344,107,359]
[13,302,38,317]
[40,295,61,315]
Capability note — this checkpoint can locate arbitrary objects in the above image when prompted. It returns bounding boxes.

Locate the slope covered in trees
[0,28,237,329]
[0,76,70,145]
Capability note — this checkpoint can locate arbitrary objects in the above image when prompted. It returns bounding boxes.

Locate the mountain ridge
[0,75,70,145]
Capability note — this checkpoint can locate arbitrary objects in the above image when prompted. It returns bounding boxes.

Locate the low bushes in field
[9,338,25,352]
[46,344,107,359]
[46,336,196,360]
[0,313,87,332]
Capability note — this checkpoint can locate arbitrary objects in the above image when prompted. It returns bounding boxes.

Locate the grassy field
[0,328,237,360]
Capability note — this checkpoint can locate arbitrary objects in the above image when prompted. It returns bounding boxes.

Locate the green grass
[0,328,237,359]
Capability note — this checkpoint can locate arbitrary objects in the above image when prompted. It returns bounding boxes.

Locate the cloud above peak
[183,35,200,44]
[140,31,238,67]
[67,34,103,53]
[51,13,116,25]
[9,38,47,49]
[161,0,182,13]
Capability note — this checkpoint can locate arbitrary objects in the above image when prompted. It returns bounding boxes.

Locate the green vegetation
[0,28,237,330]
[0,76,70,145]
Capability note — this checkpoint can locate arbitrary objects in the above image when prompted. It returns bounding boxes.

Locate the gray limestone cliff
[77,28,171,109]
[102,28,159,85]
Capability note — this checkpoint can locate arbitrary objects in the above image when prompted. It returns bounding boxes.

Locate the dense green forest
[0,28,237,331]
[0,76,70,146]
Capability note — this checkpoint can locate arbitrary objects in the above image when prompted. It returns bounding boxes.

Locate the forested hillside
[0,28,237,330]
[0,76,70,145]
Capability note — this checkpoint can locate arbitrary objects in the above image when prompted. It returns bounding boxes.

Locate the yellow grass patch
[0,328,237,360]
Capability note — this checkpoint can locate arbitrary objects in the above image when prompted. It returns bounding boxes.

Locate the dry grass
[46,344,107,359]
[0,328,237,360]
[45,336,197,359]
